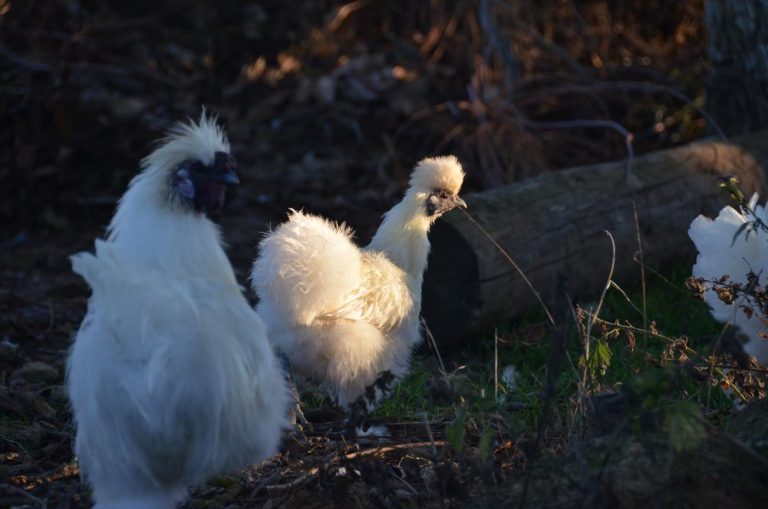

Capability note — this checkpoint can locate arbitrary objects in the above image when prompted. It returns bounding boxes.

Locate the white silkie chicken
[252,156,466,433]
[689,193,768,366]
[67,114,289,509]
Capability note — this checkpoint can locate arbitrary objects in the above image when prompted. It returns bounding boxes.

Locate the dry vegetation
[3,1,768,508]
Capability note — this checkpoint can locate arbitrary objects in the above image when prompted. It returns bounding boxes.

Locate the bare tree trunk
[706,0,768,135]
[422,131,768,346]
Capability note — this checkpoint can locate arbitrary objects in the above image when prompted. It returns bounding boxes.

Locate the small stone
[12,361,59,384]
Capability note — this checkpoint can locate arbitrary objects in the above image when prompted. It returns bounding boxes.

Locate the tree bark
[422,131,768,346]
[706,0,768,135]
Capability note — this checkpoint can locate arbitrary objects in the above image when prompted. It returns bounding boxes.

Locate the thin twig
[632,201,648,348]
[0,483,46,508]
[494,328,500,403]
[578,231,617,418]
[326,0,369,32]
[265,470,319,492]
[633,255,692,294]
[421,317,447,377]
[519,81,728,141]
[587,315,687,344]
[585,231,617,342]
[528,120,634,181]
[707,321,732,407]
[459,208,557,329]
[690,362,768,375]
[265,441,447,492]
[608,281,644,316]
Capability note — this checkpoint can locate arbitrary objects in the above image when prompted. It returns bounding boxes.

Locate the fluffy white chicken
[252,156,466,431]
[67,114,289,509]
[689,193,768,366]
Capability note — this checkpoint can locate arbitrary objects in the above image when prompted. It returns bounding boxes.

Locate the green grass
[293,259,744,456]
[369,261,739,444]
[374,356,447,418]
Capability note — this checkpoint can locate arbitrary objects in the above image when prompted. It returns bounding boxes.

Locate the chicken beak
[453,195,468,209]
[214,168,240,185]
[211,151,240,185]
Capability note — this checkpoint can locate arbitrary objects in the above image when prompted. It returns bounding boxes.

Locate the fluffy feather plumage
[252,156,465,409]
[689,193,768,365]
[67,114,289,508]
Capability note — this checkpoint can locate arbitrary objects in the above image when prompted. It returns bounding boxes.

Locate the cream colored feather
[252,156,465,408]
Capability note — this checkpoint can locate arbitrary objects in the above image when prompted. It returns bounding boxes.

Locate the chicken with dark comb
[67,113,289,509]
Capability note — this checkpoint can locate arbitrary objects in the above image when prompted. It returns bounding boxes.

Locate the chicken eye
[173,167,195,200]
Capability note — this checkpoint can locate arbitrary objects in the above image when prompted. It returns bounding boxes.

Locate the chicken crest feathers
[143,111,230,173]
[409,155,465,195]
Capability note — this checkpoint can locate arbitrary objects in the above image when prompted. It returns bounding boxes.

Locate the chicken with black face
[171,151,239,215]
[67,113,289,509]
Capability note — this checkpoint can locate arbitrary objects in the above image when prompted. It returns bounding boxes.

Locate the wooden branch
[422,131,768,346]
[265,441,445,492]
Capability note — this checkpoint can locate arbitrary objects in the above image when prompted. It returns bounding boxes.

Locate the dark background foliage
[2,0,708,238]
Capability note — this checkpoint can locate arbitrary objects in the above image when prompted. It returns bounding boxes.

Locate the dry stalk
[575,231,618,419]
[494,328,499,403]
[459,207,557,329]
[633,201,649,348]
[421,317,447,377]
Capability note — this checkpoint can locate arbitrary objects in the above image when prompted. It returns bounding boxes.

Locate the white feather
[689,193,768,365]
[67,114,289,509]
[252,156,465,407]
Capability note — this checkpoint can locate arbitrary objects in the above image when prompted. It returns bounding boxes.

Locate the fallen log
[422,131,768,346]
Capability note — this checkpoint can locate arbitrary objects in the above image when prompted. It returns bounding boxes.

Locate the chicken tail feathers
[252,210,363,326]
[92,489,184,509]
[71,240,123,291]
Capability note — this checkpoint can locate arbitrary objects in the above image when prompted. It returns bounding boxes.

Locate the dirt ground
[6,2,763,508]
